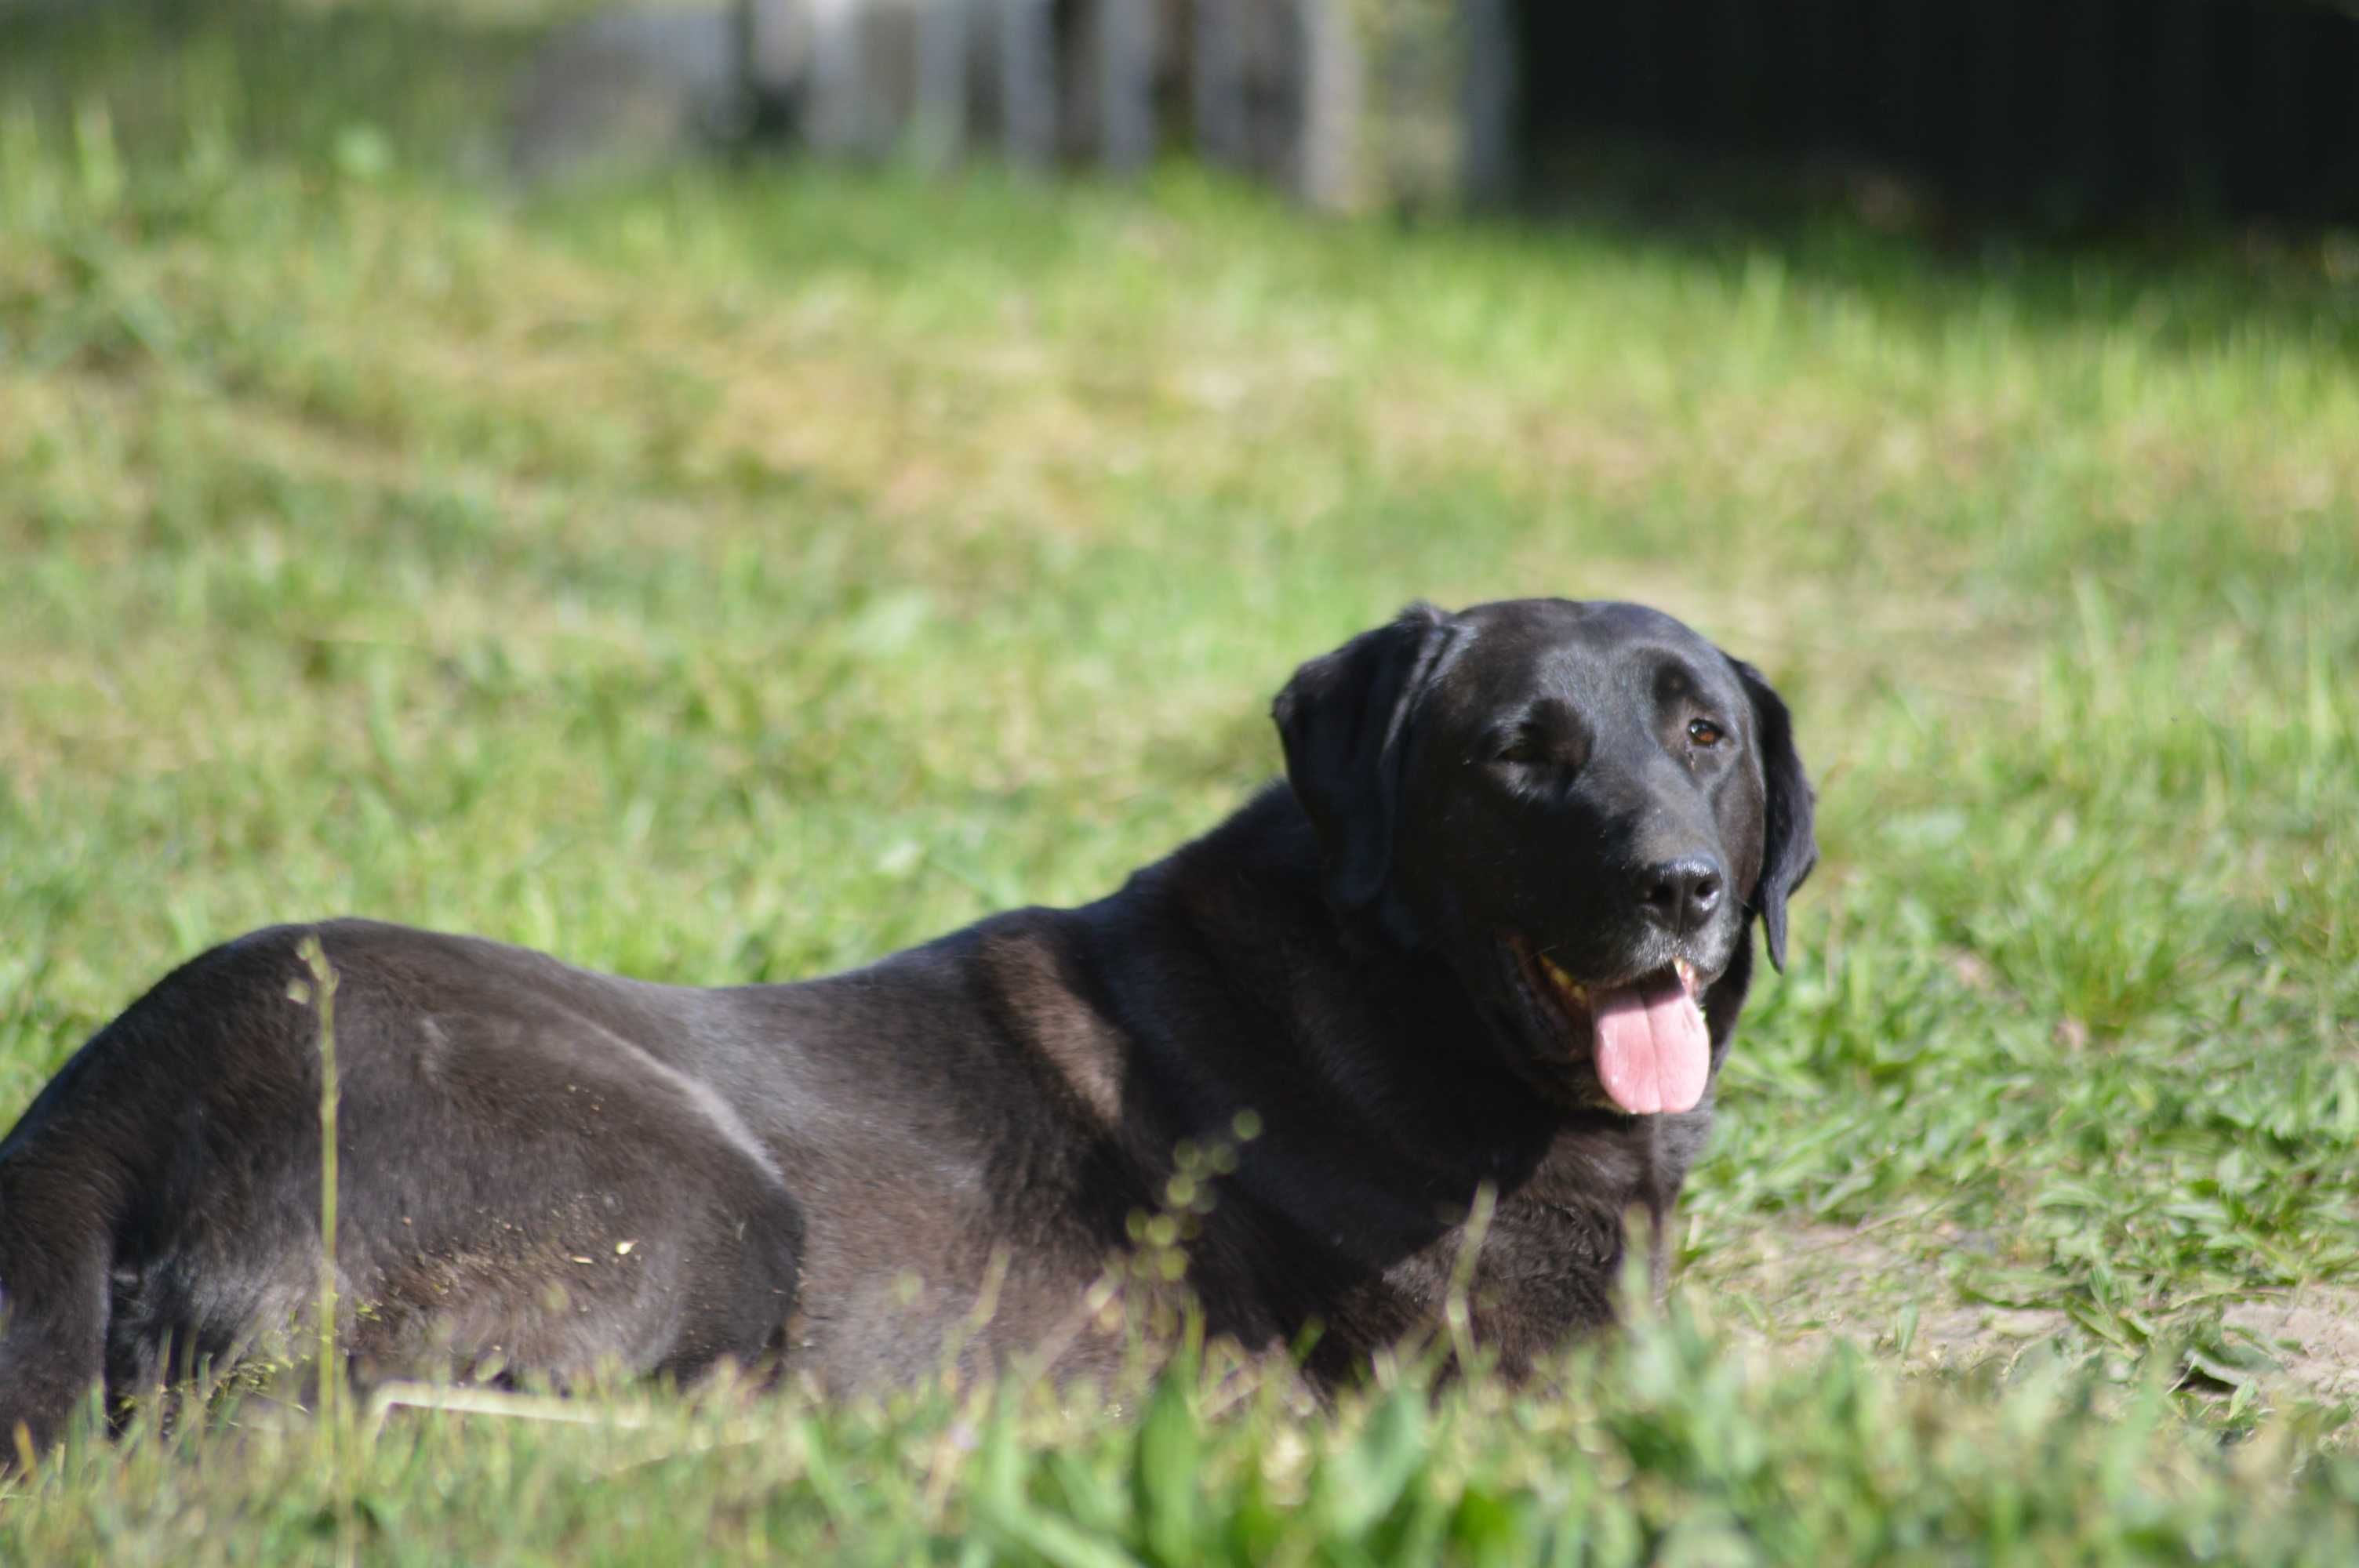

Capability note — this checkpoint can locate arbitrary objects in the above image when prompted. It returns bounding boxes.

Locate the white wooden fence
[723,0,2359,223]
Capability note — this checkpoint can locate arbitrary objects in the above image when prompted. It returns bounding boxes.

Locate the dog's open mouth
[1509,940,1709,1116]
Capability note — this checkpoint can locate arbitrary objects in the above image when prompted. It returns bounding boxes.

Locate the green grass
[5,2,2359,1559]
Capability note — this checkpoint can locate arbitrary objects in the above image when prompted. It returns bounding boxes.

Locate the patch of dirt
[1694,1221,2359,1408]
[2225,1287,2359,1406]
[1690,1220,2070,1374]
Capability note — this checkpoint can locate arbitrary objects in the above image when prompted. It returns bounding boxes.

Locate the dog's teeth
[1537,954,1587,1005]
[1675,958,1696,992]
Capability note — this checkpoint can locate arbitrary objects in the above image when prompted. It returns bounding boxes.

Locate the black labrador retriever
[0,598,1813,1452]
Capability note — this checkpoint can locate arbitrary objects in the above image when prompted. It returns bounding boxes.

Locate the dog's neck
[1131,783,1579,1190]
[1090,784,1678,1362]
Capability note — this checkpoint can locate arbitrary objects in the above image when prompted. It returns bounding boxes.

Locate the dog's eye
[1492,723,1555,765]
[1687,719,1725,747]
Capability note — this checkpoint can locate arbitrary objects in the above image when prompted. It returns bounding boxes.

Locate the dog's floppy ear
[1729,658,1816,971]
[1273,604,1453,923]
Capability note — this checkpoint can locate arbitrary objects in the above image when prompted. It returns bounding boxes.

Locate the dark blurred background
[10,0,2356,241]
[1517,0,2359,231]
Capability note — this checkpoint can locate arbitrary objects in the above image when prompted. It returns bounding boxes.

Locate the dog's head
[1273,598,1816,1116]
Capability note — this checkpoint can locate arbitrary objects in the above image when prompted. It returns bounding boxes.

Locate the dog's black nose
[1640,856,1724,935]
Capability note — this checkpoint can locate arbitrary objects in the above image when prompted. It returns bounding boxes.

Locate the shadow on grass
[1488,135,2359,362]
[0,0,553,177]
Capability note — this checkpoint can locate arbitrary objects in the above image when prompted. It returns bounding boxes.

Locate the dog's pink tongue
[1592,974,1709,1115]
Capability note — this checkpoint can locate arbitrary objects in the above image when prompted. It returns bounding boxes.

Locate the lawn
[4,2,2359,1561]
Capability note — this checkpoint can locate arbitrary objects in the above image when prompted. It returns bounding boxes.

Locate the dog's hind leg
[0,1202,111,1458]
[0,1042,135,1457]
[317,977,812,1399]
[2,924,812,1457]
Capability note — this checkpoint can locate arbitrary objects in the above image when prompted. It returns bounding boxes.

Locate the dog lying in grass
[0,597,1812,1453]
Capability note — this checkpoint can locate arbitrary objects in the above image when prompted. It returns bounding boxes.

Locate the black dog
[0,598,1812,1452]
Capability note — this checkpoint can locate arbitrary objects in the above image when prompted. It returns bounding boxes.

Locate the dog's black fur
[0,598,1812,1452]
